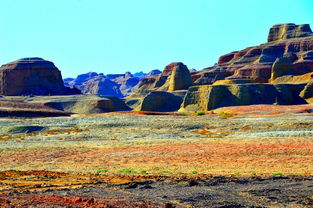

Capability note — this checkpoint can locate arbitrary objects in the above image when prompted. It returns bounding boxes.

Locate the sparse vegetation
[96,169,108,173]
[195,111,205,116]
[272,172,283,176]
[119,169,137,173]
[140,169,148,174]
[161,170,172,174]
[218,111,236,119]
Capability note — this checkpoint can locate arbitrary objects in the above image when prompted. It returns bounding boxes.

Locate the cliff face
[0,58,80,96]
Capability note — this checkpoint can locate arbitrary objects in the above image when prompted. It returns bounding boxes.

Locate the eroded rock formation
[180,84,306,112]
[0,58,80,96]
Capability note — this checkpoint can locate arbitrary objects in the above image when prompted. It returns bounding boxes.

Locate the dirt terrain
[1,104,313,207]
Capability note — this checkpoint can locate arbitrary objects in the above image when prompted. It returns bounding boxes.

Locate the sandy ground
[1,104,313,207]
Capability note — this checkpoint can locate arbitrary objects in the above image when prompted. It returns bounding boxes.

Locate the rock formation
[168,63,193,91]
[138,91,183,112]
[268,23,313,42]
[0,58,80,96]
[198,23,313,84]
[134,62,191,95]
[180,83,306,112]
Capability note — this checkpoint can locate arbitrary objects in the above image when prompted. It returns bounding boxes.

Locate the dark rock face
[139,91,183,112]
[0,58,80,96]
[268,23,313,42]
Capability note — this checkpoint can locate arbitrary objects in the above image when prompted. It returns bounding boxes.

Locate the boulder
[168,63,193,91]
[138,91,183,112]
[0,58,80,96]
[180,83,306,112]
[268,23,313,42]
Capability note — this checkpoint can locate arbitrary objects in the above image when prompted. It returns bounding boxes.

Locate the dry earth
[1,104,313,207]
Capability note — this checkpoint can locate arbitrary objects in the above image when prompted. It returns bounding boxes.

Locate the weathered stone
[268,23,313,42]
[0,58,80,96]
[168,63,193,91]
[180,83,306,112]
[139,91,183,112]
[198,24,313,83]
[270,53,299,81]
[300,80,313,99]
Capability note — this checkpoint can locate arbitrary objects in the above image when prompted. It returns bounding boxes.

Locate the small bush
[140,169,148,174]
[119,169,137,173]
[218,111,235,119]
[272,172,283,176]
[191,171,198,174]
[161,170,172,174]
[195,111,205,116]
[96,169,108,173]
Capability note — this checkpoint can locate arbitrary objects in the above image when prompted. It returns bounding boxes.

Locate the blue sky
[1,0,312,78]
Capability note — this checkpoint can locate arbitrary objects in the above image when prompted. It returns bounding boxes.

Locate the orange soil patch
[2,138,313,176]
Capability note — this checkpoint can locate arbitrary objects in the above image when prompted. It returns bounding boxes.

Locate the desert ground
[1,105,313,207]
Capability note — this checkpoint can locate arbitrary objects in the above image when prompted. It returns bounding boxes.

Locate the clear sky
[1,0,312,78]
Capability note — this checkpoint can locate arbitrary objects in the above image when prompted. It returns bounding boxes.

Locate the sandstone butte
[0,57,80,96]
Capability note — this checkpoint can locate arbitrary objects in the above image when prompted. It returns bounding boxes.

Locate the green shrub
[96,169,108,173]
[119,169,137,173]
[161,170,172,174]
[195,111,205,116]
[191,171,198,174]
[272,172,283,176]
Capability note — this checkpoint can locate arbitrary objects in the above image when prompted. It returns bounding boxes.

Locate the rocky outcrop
[30,95,131,114]
[134,62,191,95]
[180,83,306,112]
[0,58,80,96]
[268,24,313,42]
[300,80,313,100]
[168,63,193,91]
[138,91,183,112]
[199,24,313,83]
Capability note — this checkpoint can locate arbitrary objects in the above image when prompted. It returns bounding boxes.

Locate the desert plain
[1,104,313,207]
